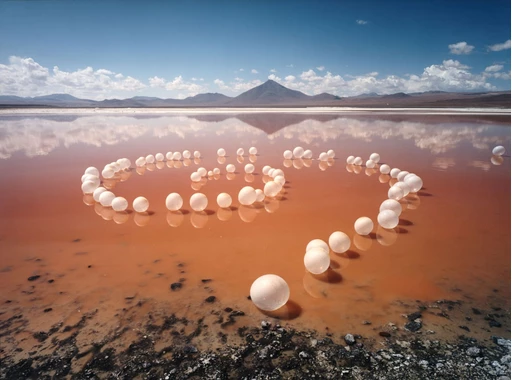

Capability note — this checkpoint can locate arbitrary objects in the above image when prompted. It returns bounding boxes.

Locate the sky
[0,0,510,100]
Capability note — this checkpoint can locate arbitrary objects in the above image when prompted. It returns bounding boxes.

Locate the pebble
[205,296,216,303]
[344,334,356,345]
[466,347,480,357]
[170,282,182,291]
[27,275,40,282]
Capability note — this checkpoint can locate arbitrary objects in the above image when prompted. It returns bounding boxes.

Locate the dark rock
[205,296,216,303]
[459,325,470,332]
[27,275,40,282]
[43,308,53,313]
[87,265,92,268]
[466,347,480,357]
[472,308,482,315]
[261,321,271,329]
[201,279,212,283]
[407,311,422,321]
[224,307,233,313]
[362,320,372,325]
[344,334,356,345]
[379,332,391,337]
[170,282,182,291]
[72,238,81,243]
[489,320,502,328]
[48,279,54,284]
[404,320,422,332]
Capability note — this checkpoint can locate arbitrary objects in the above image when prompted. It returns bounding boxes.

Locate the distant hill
[0,80,510,108]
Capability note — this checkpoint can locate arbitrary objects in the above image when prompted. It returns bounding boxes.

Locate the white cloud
[488,39,511,52]
[148,76,166,88]
[270,68,277,73]
[285,75,296,82]
[251,69,259,74]
[316,66,325,71]
[484,64,504,72]
[448,41,475,55]
[214,78,262,94]
[286,64,294,68]
[356,19,368,25]
[239,68,244,72]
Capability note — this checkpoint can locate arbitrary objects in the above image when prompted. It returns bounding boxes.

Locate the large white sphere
[397,171,409,182]
[190,172,201,182]
[133,196,149,212]
[84,167,100,177]
[380,164,391,174]
[329,231,351,253]
[304,247,330,275]
[274,175,285,186]
[370,153,380,163]
[264,181,282,197]
[306,239,329,253]
[226,164,236,173]
[293,146,304,158]
[394,182,410,197]
[146,154,155,164]
[172,152,182,160]
[99,191,116,207]
[390,168,401,178]
[366,160,376,169]
[112,197,128,212]
[380,199,402,217]
[250,274,289,311]
[238,186,257,206]
[93,187,107,202]
[237,148,244,156]
[197,167,207,177]
[155,153,164,161]
[217,193,232,208]
[303,149,313,159]
[255,189,265,202]
[135,157,146,167]
[283,150,293,159]
[405,175,423,193]
[166,193,183,211]
[492,145,506,156]
[217,148,226,157]
[193,151,201,158]
[213,167,221,175]
[249,147,257,155]
[327,149,335,158]
[182,150,191,159]
[388,186,404,200]
[319,152,329,161]
[82,173,99,184]
[353,157,363,166]
[102,166,115,179]
[346,155,355,164]
[378,209,399,229]
[245,164,255,173]
[118,158,130,170]
[166,152,173,160]
[271,169,284,178]
[81,180,99,194]
[190,193,208,212]
[354,217,374,235]
[268,168,275,177]
[262,165,271,175]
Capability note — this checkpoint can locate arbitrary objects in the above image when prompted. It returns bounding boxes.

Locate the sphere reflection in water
[174,161,183,169]
[83,194,95,206]
[329,231,350,253]
[99,206,115,221]
[492,145,506,156]
[217,207,232,221]
[133,196,149,212]
[353,165,362,174]
[406,194,421,210]
[491,155,504,165]
[293,159,304,169]
[113,211,130,225]
[191,181,203,191]
[377,226,397,246]
[346,164,354,173]
[365,168,377,176]
[238,205,258,223]
[245,173,255,182]
[166,211,184,227]
[237,156,244,164]
[303,159,313,168]
[183,159,192,167]
[319,161,329,171]
[304,247,330,274]
[353,234,372,251]
[136,167,146,176]
[249,154,257,163]
[378,210,399,229]
[250,274,289,311]
[146,163,156,172]
[379,174,390,183]
[302,272,331,298]
[217,156,226,164]
[265,199,280,213]
[190,193,208,212]
[190,211,208,228]
[283,159,292,168]
[134,212,150,227]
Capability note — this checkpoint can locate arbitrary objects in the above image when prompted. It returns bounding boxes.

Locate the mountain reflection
[0,113,508,159]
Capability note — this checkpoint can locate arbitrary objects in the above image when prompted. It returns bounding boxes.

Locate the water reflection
[190,211,208,228]
[353,234,373,251]
[166,211,184,227]
[376,226,397,246]
[491,155,504,165]
[217,207,232,221]
[134,212,150,227]
[113,211,130,224]
[238,205,258,223]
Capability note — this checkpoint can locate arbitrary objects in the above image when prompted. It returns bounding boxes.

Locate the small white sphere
[183,150,191,159]
[380,199,402,217]
[165,193,183,211]
[268,168,275,177]
[404,175,423,193]
[271,169,283,178]
[238,186,257,206]
[370,153,380,163]
[319,152,329,161]
[390,168,401,178]
[197,167,207,177]
[102,166,115,179]
[353,157,363,166]
[84,167,100,177]
[249,147,257,155]
[346,155,355,164]
[166,152,173,160]
[217,193,232,208]
[213,167,221,175]
[93,187,107,202]
[379,164,391,174]
[378,209,399,229]
[81,173,99,184]
[81,180,99,194]
[133,196,149,212]
[244,164,255,174]
[303,149,313,159]
[146,154,155,164]
[217,148,226,157]
[250,274,289,311]
[293,146,304,158]
[190,172,201,182]
[120,158,131,170]
[111,197,128,212]
[394,182,410,197]
[388,186,404,200]
[328,231,351,253]
[274,175,285,186]
[208,170,214,177]
[492,145,506,156]
[190,193,208,212]
[304,247,330,274]
[135,157,146,167]
[155,153,164,161]
[366,160,376,169]
[397,171,409,182]
[403,173,416,182]
[306,239,329,253]
[283,150,293,159]
[327,149,335,158]
[264,181,282,197]
[99,191,116,207]
[226,164,236,173]
[110,162,121,172]
[354,217,374,235]
[172,152,182,160]
[193,151,201,158]
[255,189,265,202]
[262,165,271,175]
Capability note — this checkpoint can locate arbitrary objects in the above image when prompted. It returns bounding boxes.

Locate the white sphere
[120,158,131,170]
[135,157,146,167]
[378,209,399,229]
[237,148,244,156]
[110,162,121,172]
[319,152,329,161]
[303,149,313,159]
[172,152,182,160]
[226,164,236,173]
[293,146,304,158]
[271,169,284,178]
[84,167,99,177]
[193,151,201,158]
[146,155,155,164]
[238,186,257,206]
[394,182,410,197]
[405,175,423,193]
[217,193,232,208]
[166,152,173,160]
[390,168,401,178]
[197,167,207,177]
[328,231,351,253]
[249,147,257,155]
[190,193,208,212]
[492,145,506,156]
[183,150,191,159]
[213,167,221,175]
[217,148,226,157]
[327,149,335,158]
[245,164,255,173]
[306,239,329,253]
[81,180,99,194]
[133,196,149,212]
[190,172,201,182]
[346,155,355,164]
[304,247,330,274]
[397,171,409,182]
[370,153,380,163]
[366,160,376,169]
[268,168,275,177]
[111,197,128,212]
[380,199,402,217]
[250,274,289,311]
[255,189,265,202]
[102,166,115,179]
[99,191,116,207]
[93,187,107,202]
[155,153,164,161]
[353,157,363,166]
[264,181,282,197]
[274,175,285,186]
[208,170,214,176]
[166,193,183,211]
[81,173,99,184]
[379,164,391,174]
[354,217,374,235]
[283,150,293,159]
[388,186,404,200]
[262,165,271,175]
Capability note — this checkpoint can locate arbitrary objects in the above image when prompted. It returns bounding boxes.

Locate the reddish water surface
[0,112,510,356]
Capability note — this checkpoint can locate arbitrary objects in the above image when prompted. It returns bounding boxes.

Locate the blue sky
[0,0,510,99]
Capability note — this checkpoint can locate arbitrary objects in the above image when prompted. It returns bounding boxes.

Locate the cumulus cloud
[268,74,281,81]
[316,66,325,71]
[484,64,504,72]
[488,39,511,52]
[284,75,296,82]
[448,41,474,55]
[251,69,259,74]
[148,75,207,96]
[356,20,368,25]
[214,78,262,93]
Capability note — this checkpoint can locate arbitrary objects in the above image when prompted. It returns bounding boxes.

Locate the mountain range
[0,80,510,108]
